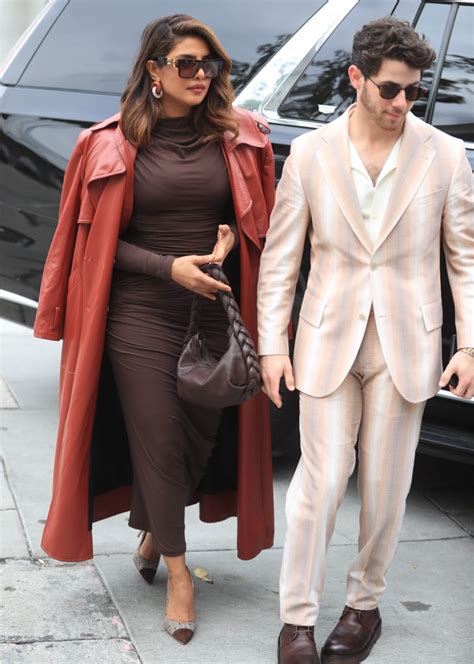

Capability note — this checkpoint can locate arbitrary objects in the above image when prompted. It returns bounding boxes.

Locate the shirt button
[359,314,366,322]
[370,261,377,271]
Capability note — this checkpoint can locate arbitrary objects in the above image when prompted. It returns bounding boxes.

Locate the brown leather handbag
[177,263,261,409]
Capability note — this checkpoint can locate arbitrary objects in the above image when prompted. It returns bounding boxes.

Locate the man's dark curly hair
[352,17,436,77]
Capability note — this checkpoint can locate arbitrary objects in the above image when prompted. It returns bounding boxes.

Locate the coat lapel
[316,111,372,254]
[374,113,435,251]
[222,111,269,250]
[82,119,136,235]
[86,114,127,183]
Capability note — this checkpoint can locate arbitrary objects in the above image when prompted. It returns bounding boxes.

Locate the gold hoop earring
[151,83,163,99]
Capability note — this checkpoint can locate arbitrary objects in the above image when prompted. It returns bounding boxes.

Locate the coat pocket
[412,186,443,202]
[420,299,443,332]
[299,290,327,329]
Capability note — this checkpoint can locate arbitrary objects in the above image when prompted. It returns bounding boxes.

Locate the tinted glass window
[432,5,474,142]
[19,0,318,94]
[410,2,451,119]
[391,0,422,24]
[278,0,396,122]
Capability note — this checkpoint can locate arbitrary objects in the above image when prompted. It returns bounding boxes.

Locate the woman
[33,14,275,645]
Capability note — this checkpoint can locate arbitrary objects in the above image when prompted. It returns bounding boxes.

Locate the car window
[18,0,319,94]
[391,0,422,24]
[410,2,452,119]
[277,0,398,123]
[432,4,474,142]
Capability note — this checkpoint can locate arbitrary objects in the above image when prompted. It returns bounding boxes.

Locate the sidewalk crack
[0,457,33,558]
[93,562,143,663]
[3,636,136,645]
[424,493,473,536]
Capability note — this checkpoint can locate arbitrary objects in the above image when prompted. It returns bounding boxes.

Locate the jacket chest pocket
[409,187,444,219]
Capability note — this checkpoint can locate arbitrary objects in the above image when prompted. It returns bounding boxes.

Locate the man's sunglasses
[155,57,224,79]
[367,76,429,102]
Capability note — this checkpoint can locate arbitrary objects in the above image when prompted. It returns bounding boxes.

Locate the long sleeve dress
[105,114,233,556]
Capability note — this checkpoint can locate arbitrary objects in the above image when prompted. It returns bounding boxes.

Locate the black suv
[1,0,472,460]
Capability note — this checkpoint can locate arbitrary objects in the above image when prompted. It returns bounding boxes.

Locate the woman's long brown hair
[120,14,238,146]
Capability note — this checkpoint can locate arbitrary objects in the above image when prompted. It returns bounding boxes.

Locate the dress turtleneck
[152,114,201,144]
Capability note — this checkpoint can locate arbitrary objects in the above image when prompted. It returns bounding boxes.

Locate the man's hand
[439,350,474,399]
[171,254,232,300]
[211,224,235,265]
[260,355,295,408]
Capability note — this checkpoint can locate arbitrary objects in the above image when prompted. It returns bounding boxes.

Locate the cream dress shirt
[349,138,401,247]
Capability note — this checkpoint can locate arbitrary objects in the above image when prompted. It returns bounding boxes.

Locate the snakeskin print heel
[133,531,160,585]
[164,566,196,644]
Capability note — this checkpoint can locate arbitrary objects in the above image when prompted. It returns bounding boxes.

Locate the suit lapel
[374,113,435,251]
[316,111,372,254]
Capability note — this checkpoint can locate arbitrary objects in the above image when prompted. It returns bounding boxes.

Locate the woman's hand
[170,254,231,300]
[211,224,235,265]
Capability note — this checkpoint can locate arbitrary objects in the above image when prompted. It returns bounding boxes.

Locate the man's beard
[360,84,405,132]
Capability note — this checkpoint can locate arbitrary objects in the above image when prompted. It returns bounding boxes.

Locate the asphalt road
[1,318,473,663]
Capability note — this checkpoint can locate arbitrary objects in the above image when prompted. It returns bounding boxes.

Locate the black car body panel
[1,0,472,461]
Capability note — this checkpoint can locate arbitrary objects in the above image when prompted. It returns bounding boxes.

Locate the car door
[0,0,321,314]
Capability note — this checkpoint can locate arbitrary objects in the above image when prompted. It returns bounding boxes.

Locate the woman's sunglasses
[155,57,224,79]
[367,76,429,102]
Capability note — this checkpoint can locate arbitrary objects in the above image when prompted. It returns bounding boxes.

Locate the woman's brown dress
[105,115,232,556]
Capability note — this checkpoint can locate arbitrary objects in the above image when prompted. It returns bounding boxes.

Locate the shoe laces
[342,607,365,622]
[291,625,314,640]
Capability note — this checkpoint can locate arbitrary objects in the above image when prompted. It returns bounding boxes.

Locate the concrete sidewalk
[1,318,473,663]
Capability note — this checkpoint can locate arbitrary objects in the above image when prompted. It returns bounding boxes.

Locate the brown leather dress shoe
[321,606,381,664]
[278,623,320,664]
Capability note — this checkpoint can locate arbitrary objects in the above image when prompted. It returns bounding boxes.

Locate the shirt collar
[349,136,402,185]
[379,138,401,181]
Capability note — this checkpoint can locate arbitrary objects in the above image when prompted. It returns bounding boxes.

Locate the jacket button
[359,314,366,322]
[370,261,377,271]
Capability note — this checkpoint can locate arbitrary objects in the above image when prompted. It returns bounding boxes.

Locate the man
[257,17,473,664]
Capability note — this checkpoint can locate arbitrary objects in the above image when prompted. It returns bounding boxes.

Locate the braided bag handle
[183,263,261,402]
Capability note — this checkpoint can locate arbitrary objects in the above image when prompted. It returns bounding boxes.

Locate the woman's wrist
[144,251,176,280]
[228,222,239,249]
[159,255,176,280]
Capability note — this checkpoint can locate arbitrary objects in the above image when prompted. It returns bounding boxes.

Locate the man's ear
[348,64,364,92]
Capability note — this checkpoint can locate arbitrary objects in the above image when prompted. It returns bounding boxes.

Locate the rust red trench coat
[34,107,275,562]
